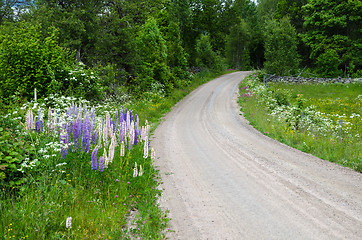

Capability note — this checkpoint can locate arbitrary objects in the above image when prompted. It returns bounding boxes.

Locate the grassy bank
[0,70,230,239]
[239,72,362,172]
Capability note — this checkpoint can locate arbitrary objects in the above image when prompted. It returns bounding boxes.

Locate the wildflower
[26,109,34,131]
[99,155,105,172]
[108,135,115,163]
[120,141,125,157]
[103,149,109,168]
[139,165,143,176]
[143,136,149,158]
[151,148,156,160]
[91,146,98,171]
[72,114,82,150]
[133,162,138,177]
[66,217,72,229]
[81,114,92,153]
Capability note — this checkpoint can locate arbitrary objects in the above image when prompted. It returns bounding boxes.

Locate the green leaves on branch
[264,18,300,76]
[0,22,74,103]
[300,0,362,77]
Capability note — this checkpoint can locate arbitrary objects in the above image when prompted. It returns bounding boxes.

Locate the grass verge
[238,71,362,172]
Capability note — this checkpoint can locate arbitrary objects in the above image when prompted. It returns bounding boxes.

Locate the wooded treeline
[0,0,361,102]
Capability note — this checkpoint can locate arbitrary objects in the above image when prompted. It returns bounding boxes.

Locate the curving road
[151,72,362,240]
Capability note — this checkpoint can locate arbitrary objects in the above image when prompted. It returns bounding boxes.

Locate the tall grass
[239,72,362,172]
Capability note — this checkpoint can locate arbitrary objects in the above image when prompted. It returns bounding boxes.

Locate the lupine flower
[72,114,82,150]
[118,124,123,145]
[99,155,105,172]
[60,129,68,159]
[134,125,138,145]
[133,162,138,177]
[106,111,111,139]
[66,217,72,229]
[102,124,108,146]
[139,165,143,176]
[104,149,109,168]
[26,109,33,131]
[151,148,156,160]
[108,135,115,163]
[91,130,98,145]
[143,136,149,158]
[91,146,98,171]
[81,114,92,153]
[120,141,125,157]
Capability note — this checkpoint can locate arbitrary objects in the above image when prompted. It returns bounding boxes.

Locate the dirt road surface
[151,72,362,240]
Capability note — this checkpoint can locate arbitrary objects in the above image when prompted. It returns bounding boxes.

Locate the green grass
[239,73,362,172]
[0,69,231,239]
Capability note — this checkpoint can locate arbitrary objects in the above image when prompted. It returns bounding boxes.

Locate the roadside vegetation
[1,0,361,238]
[0,69,228,239]
[239,72,362,172]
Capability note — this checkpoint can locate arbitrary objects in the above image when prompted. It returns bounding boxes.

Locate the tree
[264,18,300,75]
[0,22,74,102]
[134,18,171,94]
[195,33,218,69]
[225,18,251,70]
[301,0,362,77]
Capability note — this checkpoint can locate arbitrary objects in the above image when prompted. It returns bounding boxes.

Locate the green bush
[264,18,300,76]
[63,62,104,101]
[0,22,74,103]
[315,49,343,77]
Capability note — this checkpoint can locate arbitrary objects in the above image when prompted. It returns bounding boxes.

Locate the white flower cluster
[243,75,360,139]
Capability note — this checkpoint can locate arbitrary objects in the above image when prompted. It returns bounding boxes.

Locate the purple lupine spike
[66,122,71,152]
[72,114,82,150]
[99,155,105,172]
[60,130,68,159]
[134,125,138,145]
[118,126,123,145]
[128,137,133,151]
[130,110,133,122]
[91,130,98,145]
[124,108,127,122]
[81,114,92,153]
[91,146,98,171]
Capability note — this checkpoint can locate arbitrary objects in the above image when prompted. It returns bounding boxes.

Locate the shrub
[0,22,74,103]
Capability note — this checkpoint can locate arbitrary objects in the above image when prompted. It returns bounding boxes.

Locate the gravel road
[151,72,362,240]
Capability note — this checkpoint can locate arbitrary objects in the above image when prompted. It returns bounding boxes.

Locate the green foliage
[301,0,362,77]
[225,18,252,70]
[63,62,104,101]
[0,111,34,192]
[264,18,300,75]
[0,22,74,103]
[195,33,218,69]
[315,49,343,77]
[134,18,172,95]
[239,73,362,172]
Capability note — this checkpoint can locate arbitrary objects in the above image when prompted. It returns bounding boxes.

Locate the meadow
[0,70,229,239]
[239,72,362,172]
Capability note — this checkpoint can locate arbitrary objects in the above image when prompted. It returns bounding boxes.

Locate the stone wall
[264,76,362,84]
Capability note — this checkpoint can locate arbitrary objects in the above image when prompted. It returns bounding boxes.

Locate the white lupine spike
[139,165,143,176]
[133,162,138,177]
[143,136,149,158]
[151,148,156,160]
[104,149,109,168]
[120,141,125,157]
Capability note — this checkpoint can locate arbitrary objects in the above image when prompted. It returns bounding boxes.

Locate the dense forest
[0,0,361,103]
